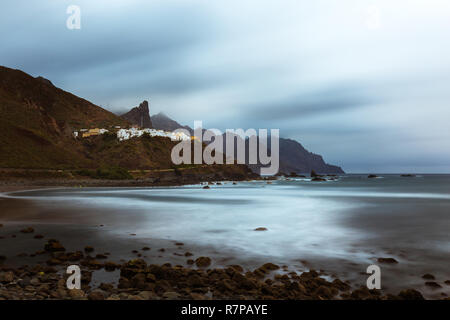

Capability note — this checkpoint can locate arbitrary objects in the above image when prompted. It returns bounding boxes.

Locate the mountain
[276,138,344,174]
[0,66,259,182]
[120,100,152,128]
[152,114,344,174]
[0,66,129,168]
[151,112,193,134]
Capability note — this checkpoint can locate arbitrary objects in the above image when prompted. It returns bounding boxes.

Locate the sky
[1,0,450,173]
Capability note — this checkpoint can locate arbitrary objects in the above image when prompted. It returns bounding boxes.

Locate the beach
[1,175,450,300]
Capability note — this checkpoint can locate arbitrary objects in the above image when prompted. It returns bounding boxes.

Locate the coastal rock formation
[150,113,345,175]
[120,100,153,129]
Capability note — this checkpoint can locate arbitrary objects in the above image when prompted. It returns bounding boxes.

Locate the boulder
[195,257,212,268]
[398,289,425,300]
[0,271,14,283]
[20,227,34,233]
[44,239,65,252]
[88,289,106,300]
[425,282,442,289]
[377,258,398,264]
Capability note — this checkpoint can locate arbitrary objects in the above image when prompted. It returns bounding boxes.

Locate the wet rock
[195,257,211,268]
[445,280,450,285]
[175,242,184,246]
[81,271,92,285]
[185,252,193,257]
[398,289,425,300]
[131,273,147,289]
[95,254,107,259]
[138,291,157,300]
[261,263,280,271]
[0,271,14,283]
[422,274,435,280]
[87,260,103,270]
[46,258,62,266]
[187,259,194,265]
[44,239,65,252]
[254,227,268,231]
[202,186,210,189]
[34,234,44,239]
[67,251,84,261]
[118,277,131,289]
[162,291,179,300]
[120,259,147,278]
[314,286,335,299]
[84,246,94,253]
[99,283,114,292]
[146,273,156,282]
[425,282,442,289]
[232,272,257,290]
[368,174,378,178]
[104,261,119,271]
[332,279,351,291]
[377,258,398,264]
[311,177,327,182]
[190,293,207,300]
[69,289,85,299]
[0,255,6,261]
[142,247,150,251]
[20,227,34,233]
[88,289,106,300]
[228,265,244,273]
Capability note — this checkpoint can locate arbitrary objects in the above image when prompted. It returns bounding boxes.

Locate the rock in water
[254,227,268,231]
[120,100,153,128]
[377,257,398,264]
[20,227,34,233]
[398,289,425,300]
[195,257,212,268]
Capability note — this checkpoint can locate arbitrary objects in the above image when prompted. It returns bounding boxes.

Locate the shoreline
[0,223,435,300]
[1,214,448,300]
[1,178,449,300]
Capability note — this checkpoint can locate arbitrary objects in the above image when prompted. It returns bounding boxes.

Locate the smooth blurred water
[4,175,450,295]
[7,175,450,261]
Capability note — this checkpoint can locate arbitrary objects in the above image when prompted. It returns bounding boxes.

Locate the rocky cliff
[120,100,153,128]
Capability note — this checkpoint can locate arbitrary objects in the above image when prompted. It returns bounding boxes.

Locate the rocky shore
[0,165,261,192]
[0,232,443,300]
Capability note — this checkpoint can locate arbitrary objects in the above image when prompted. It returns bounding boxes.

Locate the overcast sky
[1,0,450,173]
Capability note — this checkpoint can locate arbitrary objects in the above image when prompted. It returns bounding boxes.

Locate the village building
[73,127,190,142]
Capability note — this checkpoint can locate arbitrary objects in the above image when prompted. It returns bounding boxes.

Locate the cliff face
[120,100,153,128]
[151,113,345,175]
[275,138,344,174]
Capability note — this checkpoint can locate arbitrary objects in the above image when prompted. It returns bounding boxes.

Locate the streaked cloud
[1,0,450,172]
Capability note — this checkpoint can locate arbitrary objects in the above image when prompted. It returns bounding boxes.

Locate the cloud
[1,0,450,172]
